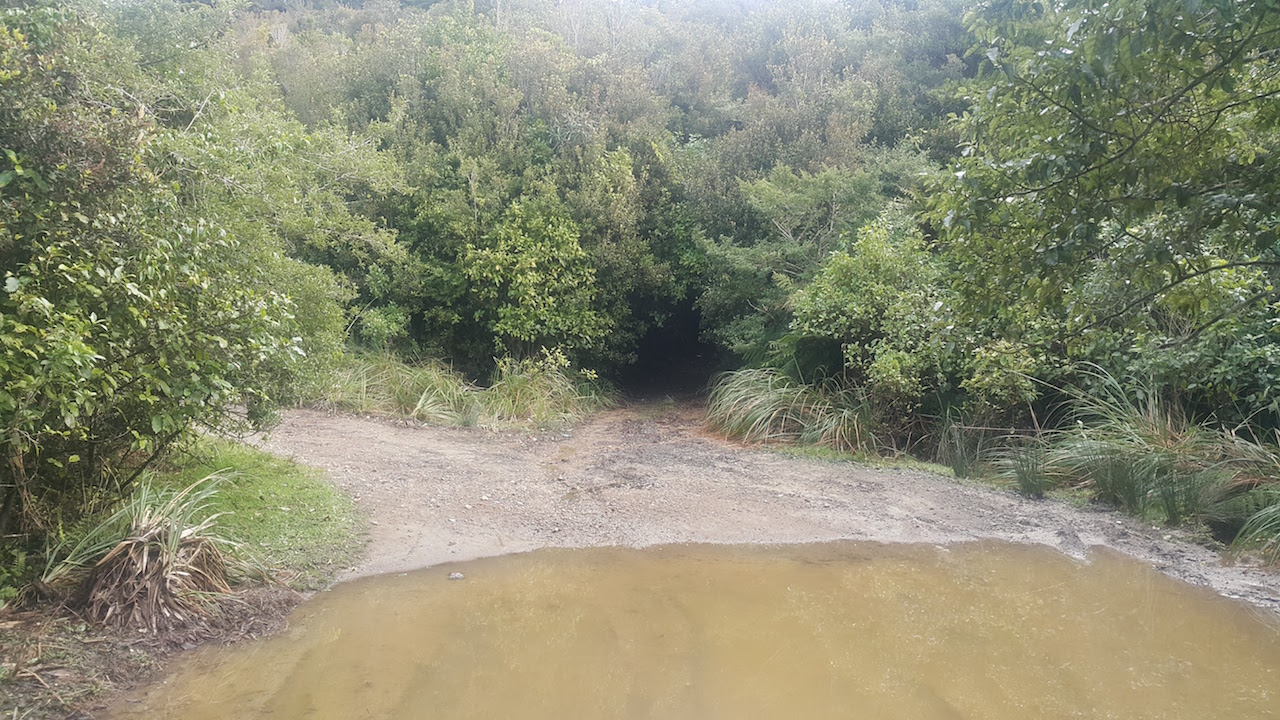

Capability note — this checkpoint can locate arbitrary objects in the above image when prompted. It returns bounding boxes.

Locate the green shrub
[961,340,1040,424]
[0,5,346,539]
[0,548,31,612]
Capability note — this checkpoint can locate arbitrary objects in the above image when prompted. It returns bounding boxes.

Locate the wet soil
[260,400,1280,613]
[0,588,299,719]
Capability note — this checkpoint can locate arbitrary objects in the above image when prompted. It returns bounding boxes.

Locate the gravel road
[258,401,1280,613]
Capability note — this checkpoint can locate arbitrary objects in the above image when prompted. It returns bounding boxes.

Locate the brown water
[112,543,1280,720]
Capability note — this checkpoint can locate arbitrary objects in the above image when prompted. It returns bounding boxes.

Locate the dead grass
[35,475,248,636]
[0,587,300,720]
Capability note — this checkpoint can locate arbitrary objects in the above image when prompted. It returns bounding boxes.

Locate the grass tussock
[39,475,248,632]
[992,441,1053,498]
[706,369,877,454]
[303,350,613,429]
[1234,494,1280,562]
[983,369,1280,558]
[481,355,613,427]
[22,439,360,628]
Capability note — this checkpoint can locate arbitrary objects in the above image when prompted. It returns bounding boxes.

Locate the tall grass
[1234,493,1280,562]
[304,352,476,425]
[302,350,613,429]
[39,474,251,630]
[986,369,1280,555]
[992,440,1053,498]
[480,355,613,427]
[937,419,997,479]
[706,369,877,453]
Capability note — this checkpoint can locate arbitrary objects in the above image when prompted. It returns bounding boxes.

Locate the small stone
[448,572,465,580]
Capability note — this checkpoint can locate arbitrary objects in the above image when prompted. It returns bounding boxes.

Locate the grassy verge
[156,439,362,590]
[771,444,955,476]
[974,374,1280,560]
[705,367,1280,561]
[302,349,614,429]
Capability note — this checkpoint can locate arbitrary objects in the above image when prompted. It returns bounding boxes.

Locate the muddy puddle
[111,543,1280,719]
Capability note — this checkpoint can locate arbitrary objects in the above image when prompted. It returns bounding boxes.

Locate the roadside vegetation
[1,439,358,613]
[1,0,1279,712]
[0,440,359,718]
[698,0,1280,560]
[304,350,613,429]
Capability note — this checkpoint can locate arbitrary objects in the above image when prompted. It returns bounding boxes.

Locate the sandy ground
[258,401,1280,613]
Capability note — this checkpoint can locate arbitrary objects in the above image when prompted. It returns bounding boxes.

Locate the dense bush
[0,3,354,536]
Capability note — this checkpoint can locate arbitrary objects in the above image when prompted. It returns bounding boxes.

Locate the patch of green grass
[158,440,362,589]
[1044,485,1094,508]
[302,350,477,425]
[770,443,955,476]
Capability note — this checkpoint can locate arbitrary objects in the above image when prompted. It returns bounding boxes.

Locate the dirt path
[258,401,1280,612]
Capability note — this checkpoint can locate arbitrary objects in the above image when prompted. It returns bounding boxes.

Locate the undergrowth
[3,440,359,615]
[706,369,877,453]
[302,351,477,425]
[38,474,247,632]
[0,440,358,717]
[706,366,1280,561]
[991,371,1280,557]
[303,349,613,428]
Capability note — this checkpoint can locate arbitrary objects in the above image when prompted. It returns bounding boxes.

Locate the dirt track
[258,401,1280,612]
